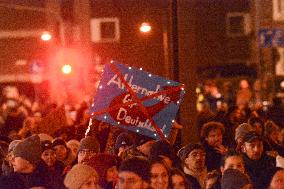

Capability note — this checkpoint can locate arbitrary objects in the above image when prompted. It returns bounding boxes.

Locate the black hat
[52,138,67,149]
[179,143,205,161]
[41,140,54,153]
[243,131,262,143]
[114,132,134,154]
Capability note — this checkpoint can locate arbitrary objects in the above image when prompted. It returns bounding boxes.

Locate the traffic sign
[258,29,284,48]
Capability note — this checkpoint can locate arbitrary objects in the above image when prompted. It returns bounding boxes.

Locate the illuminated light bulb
[41,32,52,41]
[61,64,72,74]
[140,22,152,33]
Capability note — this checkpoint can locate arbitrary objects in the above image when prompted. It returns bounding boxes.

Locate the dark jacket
[10,165,49,189]
[38,160,65,189]
[185,174,201,189]
[243,153,276,189]
[203,142,223,171]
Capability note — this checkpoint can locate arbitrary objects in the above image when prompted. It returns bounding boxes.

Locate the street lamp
[61,64,72,75]
[41,32,52,41]
[139,22,152,33]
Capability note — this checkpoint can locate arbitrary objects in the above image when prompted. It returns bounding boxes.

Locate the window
[90,17,120,43]
[226,13,251,37]
[273,0,284,21]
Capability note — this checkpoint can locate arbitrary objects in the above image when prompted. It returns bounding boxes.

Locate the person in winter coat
[241,131,276,189]
[200,122,228,171]
[40,140,65,189]
[52,138,76,167]
[10,135,49,188]
[179,143,208,189]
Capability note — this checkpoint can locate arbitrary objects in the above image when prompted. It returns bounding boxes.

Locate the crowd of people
[0,79,283,189]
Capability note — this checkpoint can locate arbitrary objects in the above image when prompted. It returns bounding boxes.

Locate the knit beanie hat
[119,157,150,182]
[221,168,251,189]
[8,140,21,153]
[52,138,67,149]
[78,136,100,153]
[114,132,134,154]
[87,153,120,187]
[41,140,54,153]
[13,135,41,165]
[38,133,53,142]
[179,143,205,162]
[243,131,262,143]
[67,139,80,149]
[64,164,99,189]
[235,123,253,141]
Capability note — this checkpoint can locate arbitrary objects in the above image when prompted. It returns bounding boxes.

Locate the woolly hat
[78,136,100,153]
[38,133,53,142]
[8,140,21,153]
[243,131,262,143]
[235,123,253,141]
[52,138,67,149]
[13,135,41,165]
[87,153,120,187]
[179,143,205,161]
[67,139,80,149]
[64,164,99,189]
[119,157,150,182]
[221,168,251,189]
[114,132,134,154]
[41,140,54,153]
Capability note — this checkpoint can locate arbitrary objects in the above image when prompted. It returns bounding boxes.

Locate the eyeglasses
[118,177,142,185]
